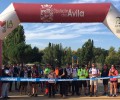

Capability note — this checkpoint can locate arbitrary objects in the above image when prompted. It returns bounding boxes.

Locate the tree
[43,43,64,67]
[64,47,72,65]
[93,47,108,66]
[2,25,43,64]
[30,47,43,63]
[3,25,25,64]
[81,39,94,65]
[105,47,119,65]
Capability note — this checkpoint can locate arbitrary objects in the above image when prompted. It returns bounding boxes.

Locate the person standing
[44,64,51,96]
[19,67,28,95]
[31,65,40,97]
[9,65,14,92]
[66,64,72,94]
[71,64,79,96]
[27,66,32,96]
[1,65,10,99]
[109,65,118,97]
[59,67,68,98]
[48,67,56,98]
[78,64,88,96]
[13,64,19,91]
[101,64,109,96]
[89,63,100,97]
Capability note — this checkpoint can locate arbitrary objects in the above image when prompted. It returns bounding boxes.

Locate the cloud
[25,30,81,40]
[29,42,48,50]
[71,0,120,3]
[71,0,105,3]
[71,0,120,10]
[24,22,111,40]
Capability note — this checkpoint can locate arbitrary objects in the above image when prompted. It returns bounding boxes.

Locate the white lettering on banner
[103,5,120,38]
[20,78,36,82]
[1,77,17,81]
[68,9,84,17]
[115,17,120,34]
[40,4,85,22]
[0,3,20,40]
[1,76,120,82]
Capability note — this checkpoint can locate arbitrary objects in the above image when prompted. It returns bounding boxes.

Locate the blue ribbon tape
[0,76,119,82]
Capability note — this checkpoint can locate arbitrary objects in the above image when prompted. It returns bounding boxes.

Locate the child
[48,67,56,97]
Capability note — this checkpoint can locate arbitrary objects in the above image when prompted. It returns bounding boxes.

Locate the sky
[0,0,120,50]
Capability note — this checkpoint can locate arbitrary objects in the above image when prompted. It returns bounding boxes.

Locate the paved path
[7,79,120,100]
[9,95,120,100]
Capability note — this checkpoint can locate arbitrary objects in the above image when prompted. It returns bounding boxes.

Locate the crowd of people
[0,63,120,99]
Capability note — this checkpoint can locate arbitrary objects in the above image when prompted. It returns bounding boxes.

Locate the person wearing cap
[101,64,109,96]
[109,65,118,97]
[77,64,88,96]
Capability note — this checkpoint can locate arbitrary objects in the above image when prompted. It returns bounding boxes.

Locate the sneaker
[102,92,106,96]
[113,94,117,97]
[105,93,108,96]
[63,95,66,98]
[95,93,98,97]
[44,93,48,96]
[52,95,55,98]
[85,93,88,96]
[76,93,80,96]
[30,94,34,97]
[90,93,92,97]
[109,94,112,97]
[71,93,74,96]
[5,97,10,99]
[34,94,38,97]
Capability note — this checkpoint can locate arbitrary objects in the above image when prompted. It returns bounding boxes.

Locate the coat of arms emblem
[40,4,53,22]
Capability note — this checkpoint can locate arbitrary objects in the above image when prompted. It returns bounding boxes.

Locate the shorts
[20,82,28,86]
[103,79,108,85]
[79,81,87,88]
[32,82,39,84]
[90,80,98,86]
[110,80,117,83]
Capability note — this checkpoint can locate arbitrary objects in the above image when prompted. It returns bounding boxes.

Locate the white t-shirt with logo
[89,68,99,78]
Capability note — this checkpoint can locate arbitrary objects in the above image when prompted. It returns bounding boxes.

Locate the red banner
[13,3,111,23]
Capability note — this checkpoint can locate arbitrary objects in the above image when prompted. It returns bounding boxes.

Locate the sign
[1,20,13,33]
[40,4,85,22]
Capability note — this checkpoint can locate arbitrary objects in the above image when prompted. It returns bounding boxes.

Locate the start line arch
[0,3,120,68]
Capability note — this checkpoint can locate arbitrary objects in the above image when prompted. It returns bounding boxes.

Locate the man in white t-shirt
[89,63,100,97]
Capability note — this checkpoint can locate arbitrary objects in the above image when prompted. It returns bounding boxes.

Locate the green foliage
[105,47,119,65]
[2,25,43,64]
[43,43,64,67]
[93,47,108,65]
[2,25,120,67]
[80,39,94,65]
